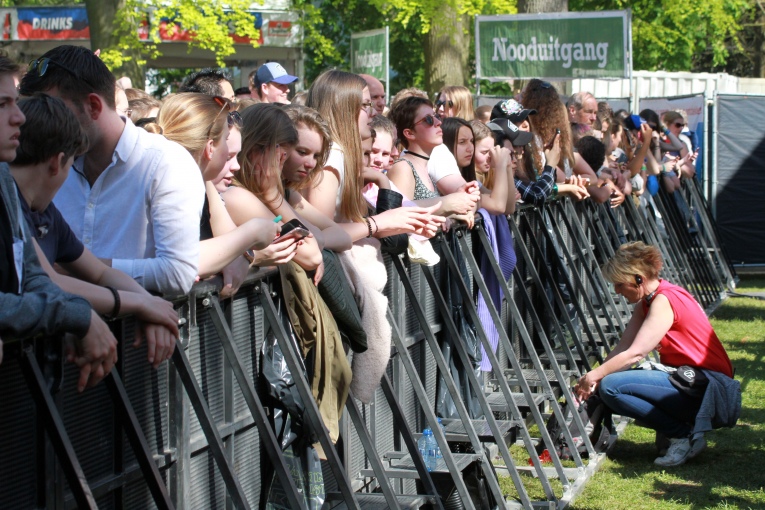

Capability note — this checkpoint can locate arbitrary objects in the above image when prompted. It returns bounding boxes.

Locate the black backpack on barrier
[540,393,615,460]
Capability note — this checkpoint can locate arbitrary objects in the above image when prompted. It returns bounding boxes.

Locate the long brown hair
[306,70,367,223]
[521,79,574,173]
[235,103,298,208]
[442,117,475,182]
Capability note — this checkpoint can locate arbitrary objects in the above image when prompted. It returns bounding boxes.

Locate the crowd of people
[0,44,735,470]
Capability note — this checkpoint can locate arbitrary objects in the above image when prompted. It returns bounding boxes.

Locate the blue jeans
[599,369,701,438]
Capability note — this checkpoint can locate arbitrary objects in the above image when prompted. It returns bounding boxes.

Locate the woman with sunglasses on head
[145,93,284,295]
[387,97,486,221]
[222,103,351,262]
[641,109,695,187]
[303,70,443,242]
[436,85,475,120]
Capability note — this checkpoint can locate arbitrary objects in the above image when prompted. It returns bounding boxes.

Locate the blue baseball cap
[256,62,298,86]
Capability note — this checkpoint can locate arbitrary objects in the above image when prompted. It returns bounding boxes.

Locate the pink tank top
[642,280,733,377]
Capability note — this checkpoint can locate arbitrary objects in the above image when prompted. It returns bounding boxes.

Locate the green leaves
[571,0,748,71]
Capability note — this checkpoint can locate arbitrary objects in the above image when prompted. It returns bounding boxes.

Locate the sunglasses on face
[673,122,686,128]
[435,99,453,109]
[413,113,438,127]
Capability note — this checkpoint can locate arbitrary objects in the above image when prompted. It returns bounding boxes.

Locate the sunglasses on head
[413,113,438,127]
[540,81,553,89]
[435,99,453,109]
[207,96,239,139]
[28,57,96,88]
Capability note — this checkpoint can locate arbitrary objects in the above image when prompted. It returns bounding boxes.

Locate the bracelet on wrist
[550,183,559,200]
[105,286,121,321]
[369,215,378,235]
[365,217,373,238]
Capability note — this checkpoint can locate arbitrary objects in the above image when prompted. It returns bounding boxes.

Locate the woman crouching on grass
[574,242,740,467]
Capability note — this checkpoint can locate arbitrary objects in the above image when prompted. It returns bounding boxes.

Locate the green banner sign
[350,27,388,81]
[476,11,630,80]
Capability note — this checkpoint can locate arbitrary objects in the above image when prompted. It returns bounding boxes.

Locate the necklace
[405,150,430,161]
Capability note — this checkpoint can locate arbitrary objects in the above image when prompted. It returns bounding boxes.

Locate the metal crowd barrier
[0,178,734,509]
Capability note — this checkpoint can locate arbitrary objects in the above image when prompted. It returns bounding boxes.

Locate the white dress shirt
[54,119,204,296]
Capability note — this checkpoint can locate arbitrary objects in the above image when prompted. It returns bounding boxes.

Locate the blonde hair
[283,104,331,190]
[602,242,663,285]
[661,110,684,126]
[306,70,368,223]
[470,119,495,189]
[440,85,475,121]
[150,93,229,165]
[236,103,298,208]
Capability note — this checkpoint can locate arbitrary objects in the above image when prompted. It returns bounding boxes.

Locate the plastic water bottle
[418,428,437,471]
[436,418,446,459]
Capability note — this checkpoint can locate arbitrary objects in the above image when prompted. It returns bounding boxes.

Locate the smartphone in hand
[274,218,310,243]
[545,128,561,150]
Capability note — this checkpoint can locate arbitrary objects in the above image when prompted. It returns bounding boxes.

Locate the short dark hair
[179,68,231,96]
[575,135,606,171]
[234,86,250,96]
[14,93,88,166]
[0,52,20,76]
[388,96,432,148]
[19,45,116,109]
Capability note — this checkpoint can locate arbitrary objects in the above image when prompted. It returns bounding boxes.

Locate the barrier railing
[0,178,734,509]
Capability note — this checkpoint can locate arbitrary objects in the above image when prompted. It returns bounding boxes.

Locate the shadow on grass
[712,302,765,322]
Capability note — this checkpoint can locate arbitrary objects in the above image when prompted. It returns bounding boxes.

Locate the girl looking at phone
[221,103,324,272]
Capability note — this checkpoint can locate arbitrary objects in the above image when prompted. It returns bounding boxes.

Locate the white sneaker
[688,435,706,459]
[654,437,691,467]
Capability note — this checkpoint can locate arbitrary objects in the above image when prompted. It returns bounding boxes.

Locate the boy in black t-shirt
[10,93,180,369]
[0,57,117,391]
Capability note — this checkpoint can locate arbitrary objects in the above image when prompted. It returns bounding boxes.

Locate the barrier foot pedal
[435,418,518,443]
[323,492,432,509]
[504,368,576,387]
[360,452,479,479]
[484,391,547,414]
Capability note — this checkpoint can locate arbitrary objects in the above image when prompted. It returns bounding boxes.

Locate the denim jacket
[691,369,741,439]
[0,164,91,340]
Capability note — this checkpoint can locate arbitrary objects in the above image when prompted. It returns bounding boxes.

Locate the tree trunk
[758,10,765,77]
[424,4,470,96]
[517,0,568,13]
[84,0,144,86]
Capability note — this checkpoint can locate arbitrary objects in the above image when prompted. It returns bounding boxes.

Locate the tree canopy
[570,0,750,72]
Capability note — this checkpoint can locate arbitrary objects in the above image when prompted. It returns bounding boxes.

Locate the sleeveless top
[394,158,440,200]
[641,279,733,377]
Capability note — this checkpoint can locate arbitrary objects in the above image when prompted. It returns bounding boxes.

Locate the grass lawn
[566,276,765,510]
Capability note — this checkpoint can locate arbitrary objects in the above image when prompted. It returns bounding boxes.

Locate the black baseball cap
[487,118,533,146]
